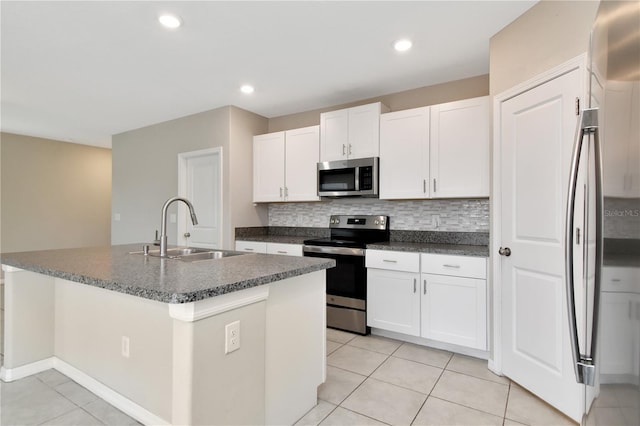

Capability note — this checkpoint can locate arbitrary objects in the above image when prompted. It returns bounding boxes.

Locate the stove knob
[374,220,379,225]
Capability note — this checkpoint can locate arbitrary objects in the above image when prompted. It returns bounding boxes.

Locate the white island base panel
[1,266,326,426]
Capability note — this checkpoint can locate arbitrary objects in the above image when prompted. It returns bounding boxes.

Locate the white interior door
[178,148,222,249]
[498,67,585,422]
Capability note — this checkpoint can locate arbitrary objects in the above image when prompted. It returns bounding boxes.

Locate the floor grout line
[323,330,522,426]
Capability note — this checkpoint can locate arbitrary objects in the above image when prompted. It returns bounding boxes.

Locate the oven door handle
[303,245,365,257]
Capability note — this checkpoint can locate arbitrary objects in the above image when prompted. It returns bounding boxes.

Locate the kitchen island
[1,244,334,425]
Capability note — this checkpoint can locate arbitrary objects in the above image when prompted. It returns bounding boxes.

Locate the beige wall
[0,132,111,253]
[228,106,269,245]
[112,106,268,249]
[55,278,173,421]
[489,0,599,96]
[268,74,489,132]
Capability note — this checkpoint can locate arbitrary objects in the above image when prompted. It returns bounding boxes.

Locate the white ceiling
[1,1,537,148]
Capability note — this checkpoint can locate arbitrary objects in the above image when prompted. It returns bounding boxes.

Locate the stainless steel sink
[130,246,246,261]
[176,250,245,262]
[164,247,212,256]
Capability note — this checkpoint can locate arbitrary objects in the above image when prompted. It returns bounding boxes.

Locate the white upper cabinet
[602,81,640,197]
[284,126,321,202]
[253,131,286,202]
[379,107,430,199]
[253,125,320,202]
[379,96,490,200]
[320,102,388,162]
[430,96,490,198]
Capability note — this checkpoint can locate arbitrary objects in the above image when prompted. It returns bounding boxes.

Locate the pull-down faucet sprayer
[159,197,198,257]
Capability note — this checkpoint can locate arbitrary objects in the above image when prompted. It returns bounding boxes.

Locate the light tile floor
[0,331,579,426]
[296,329,578,426]
[0,356,141,426]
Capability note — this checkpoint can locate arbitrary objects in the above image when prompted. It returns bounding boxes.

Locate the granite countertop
[0,244,334,304]
[366,241,489,257]
[235,227,490,257]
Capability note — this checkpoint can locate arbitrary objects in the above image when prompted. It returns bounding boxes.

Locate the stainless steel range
[303,215,390,335]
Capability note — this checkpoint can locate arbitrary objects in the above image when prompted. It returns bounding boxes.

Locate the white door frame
[177,147,223,249]
[490,53,588,375]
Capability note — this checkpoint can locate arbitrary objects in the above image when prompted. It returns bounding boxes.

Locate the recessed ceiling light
[240,85,255,94]
[394,39,413,52]
[159,14,182,29]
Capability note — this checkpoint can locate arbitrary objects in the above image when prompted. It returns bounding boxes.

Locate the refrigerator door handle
[565,108,602,387]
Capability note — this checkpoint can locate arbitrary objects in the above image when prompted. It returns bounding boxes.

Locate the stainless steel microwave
[317,157,379,197]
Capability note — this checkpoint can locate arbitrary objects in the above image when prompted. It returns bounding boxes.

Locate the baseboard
[0,357,55,381]
[1,357,170,426]
[370,328,491,360]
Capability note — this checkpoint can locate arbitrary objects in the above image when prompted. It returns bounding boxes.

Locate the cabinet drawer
[267,243,303,257]
[366,250,420,273]
[602,267,640,293]
[235,241,267,254]
[421,253,486,279]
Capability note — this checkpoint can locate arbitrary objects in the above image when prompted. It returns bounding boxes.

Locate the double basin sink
[132,247,247,262]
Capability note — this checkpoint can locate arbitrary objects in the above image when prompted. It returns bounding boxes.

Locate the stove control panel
[329,215,388,230]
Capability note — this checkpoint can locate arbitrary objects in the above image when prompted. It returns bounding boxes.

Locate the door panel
[500,66,585,422]
[178,148,222,249]
[512,268,563,372]
[513,97,563,243]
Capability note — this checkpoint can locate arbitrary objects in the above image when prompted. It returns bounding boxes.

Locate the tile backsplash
[268,198,489,232]
[604,197,640,239]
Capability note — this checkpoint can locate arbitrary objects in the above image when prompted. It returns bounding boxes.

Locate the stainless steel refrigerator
[566,1,639,424]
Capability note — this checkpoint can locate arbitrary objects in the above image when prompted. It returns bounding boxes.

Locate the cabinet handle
[443,264,461,269]
[413,278,417,293]
[277,251,287,254]
[280,187,283,198]
[244,248,254,251]
[636,302,640,321]
[342,144,346,156]
[423,179,427,193]
[433,179,437,192]
[611,278,621,282]
[383,259,398,263]
[285,187,289,198]
[423,279,427,295]
[348,144,352,155]
[630,301,633,319]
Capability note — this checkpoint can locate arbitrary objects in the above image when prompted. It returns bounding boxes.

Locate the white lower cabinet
[367,249,487,351]
[599,292,639,378]
[367,269,421,336]
[235,240,302,257]
[266,242,303,257]
[236,240,267,253]
[421,273,487,350]
[599,266,640,380]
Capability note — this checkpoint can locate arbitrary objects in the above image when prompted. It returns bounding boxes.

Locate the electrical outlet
[225,321,240,354]
[121,336,130,358]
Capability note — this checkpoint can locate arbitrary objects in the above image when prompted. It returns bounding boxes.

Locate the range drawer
[366,250,420,273]
[421,253,486,279]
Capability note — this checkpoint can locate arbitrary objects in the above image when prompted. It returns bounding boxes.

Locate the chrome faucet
[159,197,198,257]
